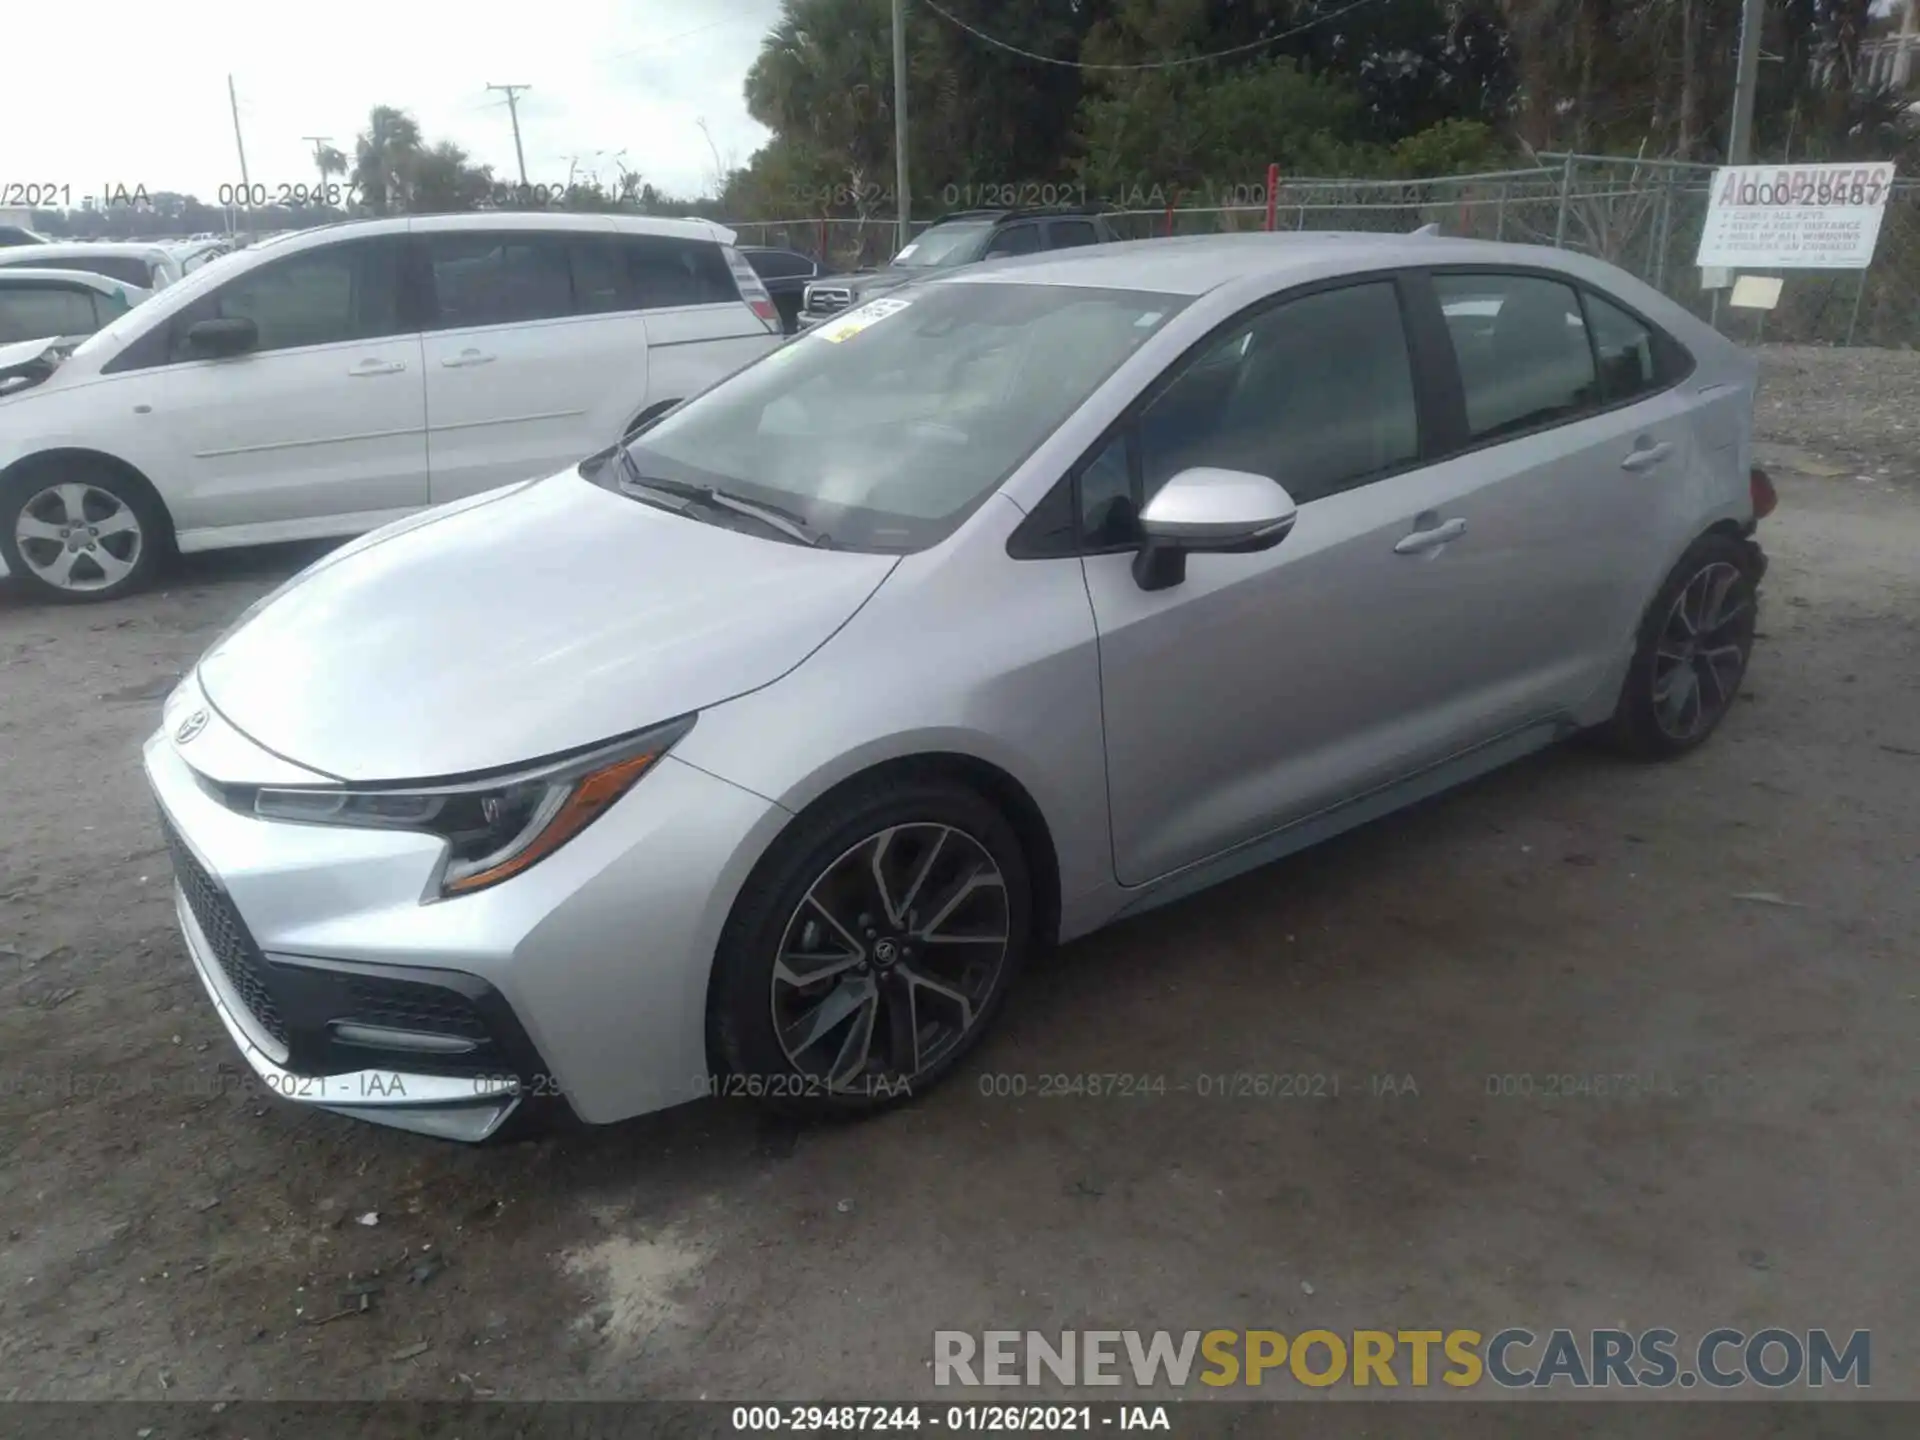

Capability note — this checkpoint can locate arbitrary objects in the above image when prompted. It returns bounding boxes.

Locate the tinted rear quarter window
[625,236,738,307]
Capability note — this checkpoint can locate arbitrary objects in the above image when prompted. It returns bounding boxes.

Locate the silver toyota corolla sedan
[145,233,1772,1141]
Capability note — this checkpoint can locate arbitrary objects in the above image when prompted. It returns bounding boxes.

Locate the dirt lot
[0,345,1915,1414]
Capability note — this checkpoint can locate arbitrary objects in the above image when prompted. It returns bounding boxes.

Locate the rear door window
[1433,273,1599,441]
[1048,219,1100,250]
[424,233,575,329]
[983,224,1041,260]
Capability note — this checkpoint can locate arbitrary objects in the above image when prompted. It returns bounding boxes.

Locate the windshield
[890,220,993,270]
[620,281,1183,551]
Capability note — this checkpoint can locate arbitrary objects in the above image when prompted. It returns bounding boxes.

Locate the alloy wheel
[769,823,1010,1092]
[13,482,144,593]
[1651,560,1750,741]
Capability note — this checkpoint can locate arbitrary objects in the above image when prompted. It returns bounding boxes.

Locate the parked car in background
[0,225,50,248]
[0,242,185,291]
[0,212,782,600]
[167,238,237,276]
[0,268,148,344]
[738,245,828,333]
[142,233,1769,1141]
[799,206,1120,327]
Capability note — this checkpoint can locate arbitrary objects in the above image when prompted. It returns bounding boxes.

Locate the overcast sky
[1,0,786,205]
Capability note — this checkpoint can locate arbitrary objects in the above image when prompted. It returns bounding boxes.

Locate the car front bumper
[142,677,789,1139]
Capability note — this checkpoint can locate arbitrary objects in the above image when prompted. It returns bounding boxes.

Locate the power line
[608,1,771,59]
[918,0,1389,71]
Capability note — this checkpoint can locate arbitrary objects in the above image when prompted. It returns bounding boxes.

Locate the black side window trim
[1009,268,1438,560]
[1418,264,1698,462]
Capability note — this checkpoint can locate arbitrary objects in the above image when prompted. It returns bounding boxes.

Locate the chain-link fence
[730,153,1919,346]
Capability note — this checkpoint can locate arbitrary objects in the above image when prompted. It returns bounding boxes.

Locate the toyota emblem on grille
[176,709,209,744]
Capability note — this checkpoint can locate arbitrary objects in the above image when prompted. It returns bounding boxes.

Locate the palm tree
[354,106,425,214]
[311,143,350,209]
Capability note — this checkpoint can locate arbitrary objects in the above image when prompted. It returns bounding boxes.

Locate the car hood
[0,336,69,398]
[197,469,898,782]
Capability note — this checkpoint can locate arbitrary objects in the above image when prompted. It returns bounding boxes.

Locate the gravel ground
[0,345,1915,1421]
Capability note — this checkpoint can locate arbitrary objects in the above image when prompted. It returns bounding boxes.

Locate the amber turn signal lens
[441,750,660,895]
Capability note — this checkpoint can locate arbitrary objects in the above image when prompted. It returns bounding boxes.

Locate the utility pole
[1725,0,1765,164]
[487,84,532,187]
[228,74,252,239]
[228,74,252,194]
[891,0,910,252]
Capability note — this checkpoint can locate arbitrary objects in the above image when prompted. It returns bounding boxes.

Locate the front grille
[806,287,852,316]
[160,814,290,1048]
[341,976,492,1042]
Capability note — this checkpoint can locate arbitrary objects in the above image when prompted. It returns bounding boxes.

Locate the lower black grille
[342,976,492,1041]
[160,814,291,1048]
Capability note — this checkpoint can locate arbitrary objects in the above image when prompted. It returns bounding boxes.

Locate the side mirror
[184,315,257,358]
[1132,467,1298,592]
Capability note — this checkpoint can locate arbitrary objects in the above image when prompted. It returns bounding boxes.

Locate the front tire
[1599,531,1762,760]
[708,773,1032,1116]
[0,461,167,602]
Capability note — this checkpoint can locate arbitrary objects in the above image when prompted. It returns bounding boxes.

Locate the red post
[1265,163,1280,231]
[1164,188,1179,237]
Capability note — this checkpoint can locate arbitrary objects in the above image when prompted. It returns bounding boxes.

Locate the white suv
[0,213,783,600]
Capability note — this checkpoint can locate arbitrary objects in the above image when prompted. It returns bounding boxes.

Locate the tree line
[27,0,1916,242]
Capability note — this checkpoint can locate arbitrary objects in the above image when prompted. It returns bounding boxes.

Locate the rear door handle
[1394,516,1467,555]
[349,359,406,377]
[1621,440,1675,472]
[440,349,496,369]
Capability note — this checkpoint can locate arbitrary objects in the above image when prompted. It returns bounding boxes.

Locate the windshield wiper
[616,467,831,548]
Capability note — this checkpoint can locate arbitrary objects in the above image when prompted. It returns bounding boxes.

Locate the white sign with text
[1695,162,1896,269]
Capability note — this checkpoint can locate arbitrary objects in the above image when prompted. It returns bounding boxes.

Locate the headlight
[250,717,693,898]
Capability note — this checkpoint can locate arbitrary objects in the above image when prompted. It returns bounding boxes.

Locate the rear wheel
[1599,532,1761,759]
[0,461,167,602]
[708,774,1031,1116]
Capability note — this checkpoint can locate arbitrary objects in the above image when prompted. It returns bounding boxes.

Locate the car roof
[0,267,143,292]
[938,231,1626,297]
[932,207,1104,224]
[0,241,173,262]
[245,212,738,249]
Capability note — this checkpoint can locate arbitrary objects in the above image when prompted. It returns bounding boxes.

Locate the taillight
[1750,465,1777,520]
[720,244,782,334]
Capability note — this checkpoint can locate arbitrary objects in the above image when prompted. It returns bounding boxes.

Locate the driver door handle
[1394,516,1467,555]
[348,359,406,377]
[441,349,497,369]
[1621,440,1675,472]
